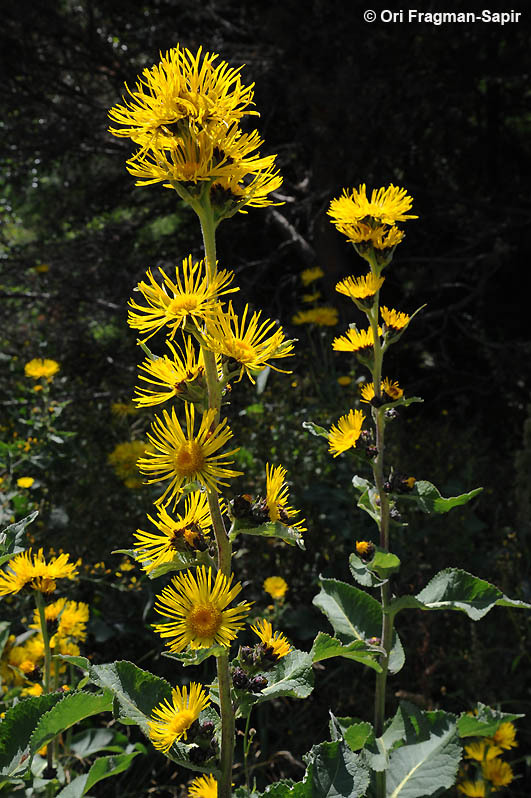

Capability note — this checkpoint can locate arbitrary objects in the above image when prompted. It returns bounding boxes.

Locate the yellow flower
[108,44,257,149]
[482,758,514,787]
[300,267,324,286]
[328,409,365,457]
[209,157,283,214]
[360,378,403,404]
[111,401,138,418]
[337,376,351,386]
[263,576,288,600]
[24,359,60,381]
[291,307,338,326]
[188,774,218,798]
[464,740,503,762]
[251,618,292,660]
[134,337,206,408]
[30,598,89,642]
[457,781,485,797]
[381,306,410,334]
[128,256,237,342]
[108,441,148,488]
[335,273,384,302]
[328,184,417,228]
[21,683,44,697]
[332,222,405,251]
[133,491,213,574]
[148,682,211,754]
[332,326,381,354]
[490,721,518,750]
[34,264,50,274]
[265,464,306,533]
[138,404,241,507]
[17,477,35,489]
[153,565,252,653]
[355,541,374,558]
[0,549,78,596]
[204,302,294,382]
[302,291,321,303]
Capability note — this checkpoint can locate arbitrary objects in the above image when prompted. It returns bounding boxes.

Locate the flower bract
[153,565,252,652]
[147,681,210,753]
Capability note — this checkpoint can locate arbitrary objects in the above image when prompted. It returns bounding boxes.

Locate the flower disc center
[174,441,205,476]
[187,603,222,638]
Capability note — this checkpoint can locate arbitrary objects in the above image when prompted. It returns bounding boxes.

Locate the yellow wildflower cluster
[24,358,60,381]
[457,723,517,795]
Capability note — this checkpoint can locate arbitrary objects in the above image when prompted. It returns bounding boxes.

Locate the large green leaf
[303,740,370,797]
[388,568,531,621]
[0,693,63,776]
[54,750,143,798]
[0,510,38,566]
[30,690,114,753]
[405,481,482,514]
[385,710,461,798]
[230,518,305,549]
[311,632,382,673]
[313,578,405,673]
[457,702,523,738]
[236,650,314,716]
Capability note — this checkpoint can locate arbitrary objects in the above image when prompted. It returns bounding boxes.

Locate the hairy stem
[35,591,55,774]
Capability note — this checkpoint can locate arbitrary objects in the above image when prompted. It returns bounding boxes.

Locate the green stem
[243,708,253,794]
[35,591,55,775]
[195,197,235,798]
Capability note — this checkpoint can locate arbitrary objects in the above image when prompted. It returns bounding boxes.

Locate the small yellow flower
[355,541,374,558]
[302,291,321,303]
[300,267,324,286]
[24,359,60,381]
[16,477,35,489]
[335,273,384,302]
[464,740,503,762]
[292,307,338,326]
[108,440,148,488]
[482,757,513,787]
[328,409,365,457]
[30,598,89,642]
[360,378,403,404]
[134,338,205,407]
[138,404,241,507]
[457,781,485,797]
[188,774,218,798]
[381,306,410,333]
[251,618,292,660]
[127,256,238,342]
[153,565,252,653]
[263,576,288,600]
[0,549,78,596]
[148,682,210,754]
[490,721,518,750]
[332,327,381,354]
[328,184,417,228]
[265,464,306,532]
[337,376,351,386]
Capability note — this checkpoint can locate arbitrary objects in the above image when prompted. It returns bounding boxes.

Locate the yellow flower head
[0,549,78,596]
[17,477,35,489]
[138,404,241,507]
[251,618,292,660]
[302,291,321,303]
[263,576,288,600]
[360,378,403,404]
[355,540,375,558]
[265,464,306,532]
[153,565,252,652]
[292,307,338,326]
[108,440,148,487]
[482,757,514,787]
[133,491,213,574]
[134,337,205,408]
[204,302,294,382]
[188,774,218,798]
[335,273,385,302]
[109,44,257,150]
[300,267,324,287]
[490,721,517,750]
[381,306,410,334]
[30,598,89,642]
[24,359,60,381]
[148,682,211,753]
[457,781,485,797]
[328,409,365,457]
[332,326,381,355]
[128,256,238,342]
[328,184,417,228]
[464,740,503,762]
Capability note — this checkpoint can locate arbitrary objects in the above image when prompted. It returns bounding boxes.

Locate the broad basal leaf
[0,693,63,776]
[30,690,114,754]
[313,578,405,673]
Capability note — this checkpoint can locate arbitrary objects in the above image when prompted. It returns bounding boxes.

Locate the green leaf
[55,751,142,798]
[310,632,382,673]
[303,740,370,797]
[0,693,63,776]
[163,645,225,667]
[30,690,114,754]
[230,518,305,549]
[408,480,482,514]
[0,511,38,565]
[68,728,120,757]
[351,476,380,524]
[386,710,461,798]
[0,622,10,659]
[313,578,405,673]
[349,553,386,588]
[236,650,314,716]
[369,550,401,579]
[388,568,531,621]
[302,421,330,440]
[457,702,523,738]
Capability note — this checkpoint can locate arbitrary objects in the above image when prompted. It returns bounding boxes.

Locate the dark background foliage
[1,0,530,794]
